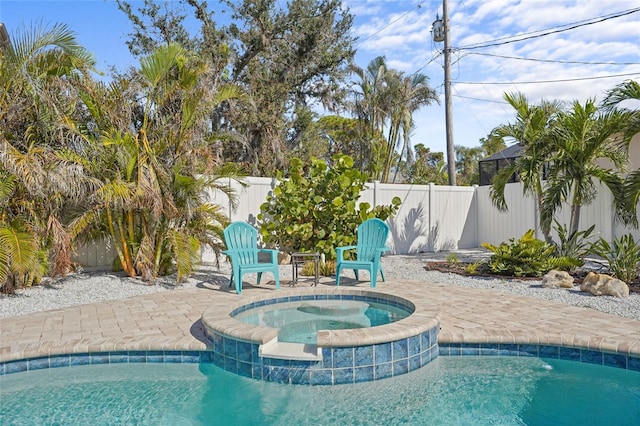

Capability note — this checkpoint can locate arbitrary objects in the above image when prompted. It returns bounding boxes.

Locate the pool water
[234,300,411,344]
[1,356,638,425]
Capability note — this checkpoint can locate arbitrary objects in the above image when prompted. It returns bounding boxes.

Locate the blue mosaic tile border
[439,343,640,372]
[2,343,638,381]
[230,293,414,317]
[0,350,205,376]
[206,324,439,385]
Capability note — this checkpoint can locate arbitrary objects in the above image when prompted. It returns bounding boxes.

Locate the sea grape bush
[258,154,401,260]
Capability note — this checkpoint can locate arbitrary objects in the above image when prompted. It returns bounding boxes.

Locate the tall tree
[408,144,447,185]
[455,145,483,186]
[479,129,507,157]
[350,56,438,183]
[118,0,355,176]
[541,99,631,237]
[68,43,241,282]
[386,71,439,183]
[603,80,640,225]
[0,23,96,292]
[297,115,386,178]
[224,0,355,175]
[490,92,561,243]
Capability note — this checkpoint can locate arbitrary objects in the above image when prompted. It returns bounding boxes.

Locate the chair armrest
[258,248,279,263]
[335,246,357,261]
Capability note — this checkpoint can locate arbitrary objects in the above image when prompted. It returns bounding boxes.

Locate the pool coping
[201,287,440,349]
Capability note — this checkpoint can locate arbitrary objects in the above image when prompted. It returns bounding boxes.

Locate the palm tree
[386,71,438,183]
[0,23,96,292]
[540,99,631,237]
[350,57,438,183]
[490,92,561,242]
[69,43,242,282]
[349,56,390,178]
[602,80,640,225]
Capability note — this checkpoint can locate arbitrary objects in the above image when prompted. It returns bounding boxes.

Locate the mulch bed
[425,261,640,294]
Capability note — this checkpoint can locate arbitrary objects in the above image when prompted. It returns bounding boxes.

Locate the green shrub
[553,220,594,264]
[588,234,640,283]
[301,260,336,276]
[480,229,581,277]
[258,154,401,260]
[445,253,460,265]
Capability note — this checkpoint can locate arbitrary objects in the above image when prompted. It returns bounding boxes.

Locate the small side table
[290,252,320,286]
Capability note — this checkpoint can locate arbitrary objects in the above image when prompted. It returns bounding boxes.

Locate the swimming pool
[1,356,638,425]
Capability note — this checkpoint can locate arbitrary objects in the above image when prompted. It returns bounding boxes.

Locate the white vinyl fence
[75,177,640,268]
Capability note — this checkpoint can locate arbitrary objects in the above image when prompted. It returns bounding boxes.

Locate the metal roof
[480,143,522,162]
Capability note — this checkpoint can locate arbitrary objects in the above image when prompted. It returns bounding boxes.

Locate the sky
[1,0,640,156]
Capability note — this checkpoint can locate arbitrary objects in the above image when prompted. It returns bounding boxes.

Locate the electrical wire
[457,7,640,50]
[456,71,640,85]
[354,1,425,47]
[465,52,640,66]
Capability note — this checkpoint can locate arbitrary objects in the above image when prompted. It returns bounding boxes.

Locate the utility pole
[443,0,456,185]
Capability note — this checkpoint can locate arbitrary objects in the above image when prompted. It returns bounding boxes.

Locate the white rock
[580,272,630,298]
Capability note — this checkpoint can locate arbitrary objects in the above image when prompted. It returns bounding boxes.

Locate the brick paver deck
[1,278,639,364]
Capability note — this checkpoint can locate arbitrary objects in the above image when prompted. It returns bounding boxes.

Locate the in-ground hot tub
[201,288,440,385]
[234,298,412,344]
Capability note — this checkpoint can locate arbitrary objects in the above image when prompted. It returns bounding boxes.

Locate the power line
[354,2,424,47]
[453,93,509,104]
[466,52,640,67]
[456,71,640,85]
[458,7,640,51]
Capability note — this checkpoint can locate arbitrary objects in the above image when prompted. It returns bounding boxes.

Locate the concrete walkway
[1,277,640,364]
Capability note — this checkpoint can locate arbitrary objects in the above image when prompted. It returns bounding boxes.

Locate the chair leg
[380,267,386,282]
[370,267,377,288]
[335,265,342,286]
[228,271,234,288]
[257,272,263,285]
[353,270,359,281]
[233,267,242,294]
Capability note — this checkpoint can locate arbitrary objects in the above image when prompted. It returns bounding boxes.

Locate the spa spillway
[201,288,440,385]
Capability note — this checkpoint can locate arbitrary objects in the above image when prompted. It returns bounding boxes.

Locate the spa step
[259,340,322,361]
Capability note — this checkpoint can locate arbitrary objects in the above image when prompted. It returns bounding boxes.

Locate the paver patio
[2,277,639,364]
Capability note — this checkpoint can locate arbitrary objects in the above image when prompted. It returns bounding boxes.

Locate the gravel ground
[1,250,639,320]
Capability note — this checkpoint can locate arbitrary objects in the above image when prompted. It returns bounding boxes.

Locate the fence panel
[430,185,477,251]
[75,177,640,267]
[476,184,537,246]
[376,183,431,254]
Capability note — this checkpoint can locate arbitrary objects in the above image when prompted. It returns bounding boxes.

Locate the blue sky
[2,0,639,156]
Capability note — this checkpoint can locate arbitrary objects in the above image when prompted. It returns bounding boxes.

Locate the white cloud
[347,0,640,152]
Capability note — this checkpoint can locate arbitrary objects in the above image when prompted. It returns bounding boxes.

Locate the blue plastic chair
[335,218,390,288]
[222,222,280,294]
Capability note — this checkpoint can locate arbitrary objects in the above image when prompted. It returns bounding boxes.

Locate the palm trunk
[570,203,581,238]
[106,208,136,277]
[536,179,553,243]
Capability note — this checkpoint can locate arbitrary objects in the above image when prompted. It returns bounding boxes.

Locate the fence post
[428,182,434,251]
[373,180,380,208]
[473,184,479,248]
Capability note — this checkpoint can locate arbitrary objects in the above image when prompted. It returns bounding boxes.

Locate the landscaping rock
[580,272,630,298]
[541,270,574,288]
[278,252,291,265]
